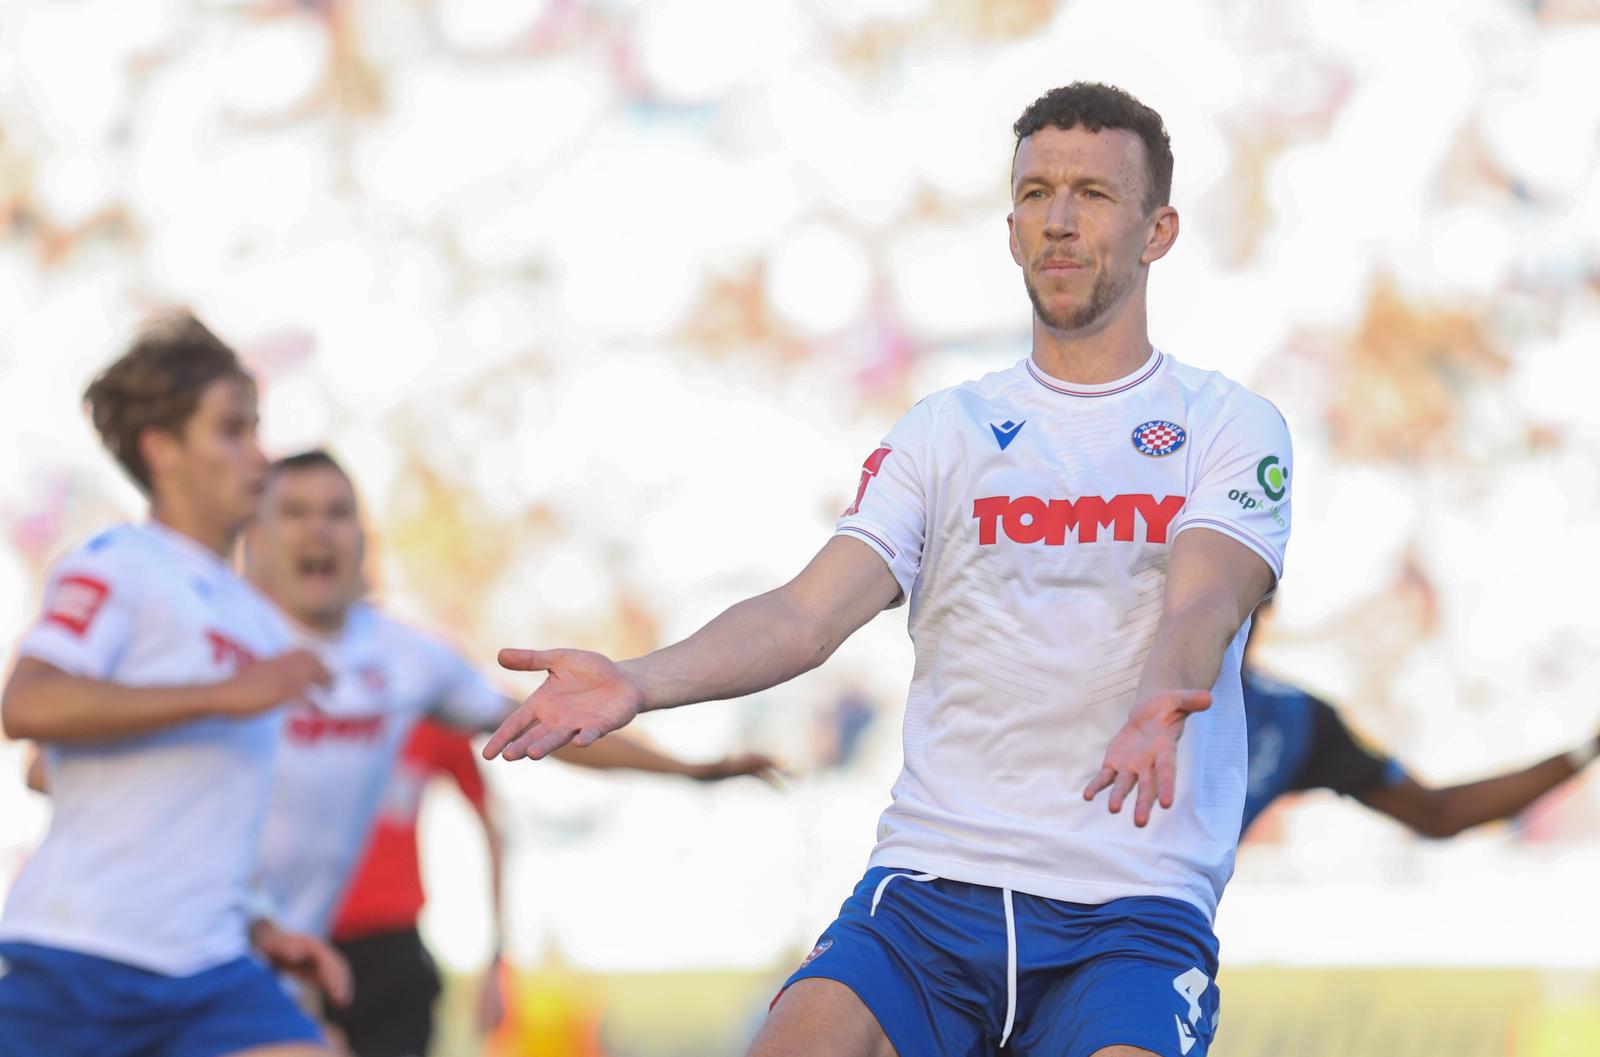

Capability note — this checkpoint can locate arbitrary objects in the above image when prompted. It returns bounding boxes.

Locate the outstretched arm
[550,736,781,783]
[1085,528,1277,826]
[2,653,331,743]
[1361,737,1599,838]
[484,535,900,762]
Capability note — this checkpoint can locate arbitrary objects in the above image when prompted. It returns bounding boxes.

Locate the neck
[151,501,236,559]
[286,604,349,638]
[1028,285,1153,385]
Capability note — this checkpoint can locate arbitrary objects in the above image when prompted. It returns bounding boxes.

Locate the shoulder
[1243,668,1314,710]
[1163,356,1288,437]
[894,360,1032,433]
[47,524,149,586]
[360,605,471,674]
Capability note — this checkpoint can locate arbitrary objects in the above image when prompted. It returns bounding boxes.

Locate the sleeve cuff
[834,523,914,606]
[1171,516,1284,581]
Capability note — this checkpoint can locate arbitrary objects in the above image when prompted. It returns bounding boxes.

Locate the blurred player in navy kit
[1241,601,1599,837]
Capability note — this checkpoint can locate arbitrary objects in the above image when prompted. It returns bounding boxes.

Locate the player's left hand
[250,918,354,1007]
[1083,689,1213,827]
[475,954,506,1036]
[691,752,786,786]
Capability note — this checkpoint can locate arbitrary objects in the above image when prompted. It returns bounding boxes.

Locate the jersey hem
[865,850,1218,922]
[0,921,249,978]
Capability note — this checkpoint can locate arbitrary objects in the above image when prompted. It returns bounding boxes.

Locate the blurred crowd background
[3,0,1600,1053]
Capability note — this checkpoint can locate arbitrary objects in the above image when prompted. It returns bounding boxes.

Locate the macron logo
[1175,1015,1197,1055]
[990,419,1025,451]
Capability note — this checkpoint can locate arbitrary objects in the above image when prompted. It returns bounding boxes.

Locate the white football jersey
[255,604,507,936]
[839,350,1292,919]
[1,523,293,975]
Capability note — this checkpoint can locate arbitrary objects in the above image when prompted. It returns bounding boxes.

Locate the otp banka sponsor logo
[972,494,1186,545]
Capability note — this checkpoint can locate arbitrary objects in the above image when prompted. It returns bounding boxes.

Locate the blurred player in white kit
[245,450,780,1055]
[0,313,347,1057]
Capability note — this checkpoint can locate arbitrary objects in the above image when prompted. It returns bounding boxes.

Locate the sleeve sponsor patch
[43,575,111,637]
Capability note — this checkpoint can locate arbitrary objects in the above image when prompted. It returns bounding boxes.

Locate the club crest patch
[1131,420,1186,457]
[798,939,833,970]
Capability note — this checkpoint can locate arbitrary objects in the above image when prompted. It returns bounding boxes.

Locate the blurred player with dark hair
[485,82,1291,1057]
[1242,605,1599,838]
[0,312,347,1057]
[246,450,780,1057]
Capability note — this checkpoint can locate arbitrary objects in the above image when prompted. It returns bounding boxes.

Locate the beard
[1024,259,1133,333]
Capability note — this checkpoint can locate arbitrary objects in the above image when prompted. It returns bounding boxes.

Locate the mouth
[1039,258,1085,275]
[294,554,340,586]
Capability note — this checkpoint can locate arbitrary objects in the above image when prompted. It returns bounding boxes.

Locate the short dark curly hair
[83,310,255,493]
[1012,82,1173,211]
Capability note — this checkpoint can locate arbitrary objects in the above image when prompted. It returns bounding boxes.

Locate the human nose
[1043,194,1078,241]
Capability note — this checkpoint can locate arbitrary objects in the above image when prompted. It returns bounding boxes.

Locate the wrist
[1566,736,1600,772]
[615,659,653,714]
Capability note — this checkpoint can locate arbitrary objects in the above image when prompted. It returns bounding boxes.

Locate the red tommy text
[972,494,1186,545]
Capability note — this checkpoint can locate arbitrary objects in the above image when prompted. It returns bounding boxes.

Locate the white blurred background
[3,0,1600,1053]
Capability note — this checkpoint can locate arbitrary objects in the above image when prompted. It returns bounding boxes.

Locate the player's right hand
[484,648,644,762]
[216,649,333,716]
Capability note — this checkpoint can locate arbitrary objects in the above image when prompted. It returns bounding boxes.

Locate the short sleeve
[834,399,932,605]
[424,639,512,733]
[1291,697,1404,799]
[17,537,140,679]
[1172,393,1292,581]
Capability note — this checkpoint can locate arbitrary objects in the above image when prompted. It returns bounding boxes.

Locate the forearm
[1134,597,1247,704]
[550,732,701,776]
[2,663,223,742]
[1424,752,1584,837]
[620,587,838,713]
[484,817,506,954]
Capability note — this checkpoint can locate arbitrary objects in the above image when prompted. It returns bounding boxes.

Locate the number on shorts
[1172,966,1208,1025]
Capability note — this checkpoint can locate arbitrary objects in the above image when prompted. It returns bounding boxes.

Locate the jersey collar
[1025,348,1165,398]
[141,520,234,577]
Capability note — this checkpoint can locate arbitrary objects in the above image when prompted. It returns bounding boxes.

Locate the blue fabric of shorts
[0,941,322,1057]
[781,867,1221,1057]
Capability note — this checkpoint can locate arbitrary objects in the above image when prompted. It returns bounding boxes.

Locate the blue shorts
[0,942,323,1057]
[781,868,1221,1057]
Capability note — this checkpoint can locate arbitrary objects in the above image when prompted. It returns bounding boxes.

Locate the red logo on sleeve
[44,575,111,636]
[843,447,893,517]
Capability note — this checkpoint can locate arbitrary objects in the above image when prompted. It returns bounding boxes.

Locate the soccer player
[483,82,1292,1057]
[1242,609,1600,838]
[0,313,348,1057]
[244,451,780,1054]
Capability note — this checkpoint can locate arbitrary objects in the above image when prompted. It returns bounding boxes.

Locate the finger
[308,658,335,686]
[1133,766,1158,827]
[499,720,555,762]
[482,703,540,759]
[1155,744,1177,810]
[1083,766,1116,801]
[498,648,559,673]
[573,727,603,748]
[1173,689,1213,716]
[523,725,578,760]
[1107,769,1138,814]
[320,946,353,1007]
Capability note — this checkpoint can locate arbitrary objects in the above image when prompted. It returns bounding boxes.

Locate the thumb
[1172,689,1212,715]
[498,648,558,673]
